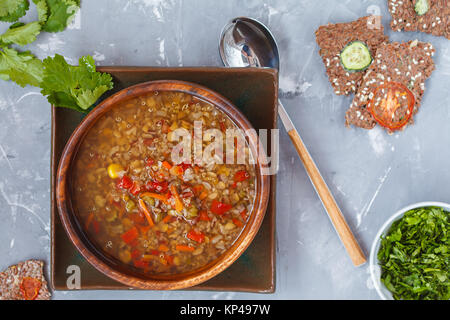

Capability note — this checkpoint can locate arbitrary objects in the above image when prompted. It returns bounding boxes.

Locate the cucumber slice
[414,0,429,16]
[340,41,372,72]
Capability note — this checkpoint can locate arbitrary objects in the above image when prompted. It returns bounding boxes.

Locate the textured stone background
[0,0,449,299]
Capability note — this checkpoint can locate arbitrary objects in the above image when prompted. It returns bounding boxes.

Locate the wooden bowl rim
[56,80,270,290]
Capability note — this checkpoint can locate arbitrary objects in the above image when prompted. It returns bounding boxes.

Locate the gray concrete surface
[0,0,449,299]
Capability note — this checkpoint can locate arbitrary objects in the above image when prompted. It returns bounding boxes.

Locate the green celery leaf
[0,0,29,22]
[0,46,43,87]
[41,54,113,112]
[75,85,110,110]
[0,21,41,46]
[42,0,79,33]
[32,0,48,24]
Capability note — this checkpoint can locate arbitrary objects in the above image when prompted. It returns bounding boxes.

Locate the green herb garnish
[34,0,80,33]
[0,0,30,23]
[0,21,41,46]
[0,46,43,87]
[41,54,113,113]
[0,1,113,112]
[378,206,450,300]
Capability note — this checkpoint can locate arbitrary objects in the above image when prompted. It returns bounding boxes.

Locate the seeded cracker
[346,40,435,131]
[315,16,389,95]
[0,260,51,300]
[388,0,450,39]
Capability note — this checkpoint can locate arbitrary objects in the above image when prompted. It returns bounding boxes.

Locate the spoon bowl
[219,17,279,70]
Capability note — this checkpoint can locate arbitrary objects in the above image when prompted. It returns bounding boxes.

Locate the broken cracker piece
[0,260,51,300]
[388,0,450,39]
[346,40,435,132]
[315,15,389,95]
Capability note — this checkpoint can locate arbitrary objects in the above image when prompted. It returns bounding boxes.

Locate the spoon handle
[279,102,366,266]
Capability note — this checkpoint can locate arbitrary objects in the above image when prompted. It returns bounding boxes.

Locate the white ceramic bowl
[369,201,450,300]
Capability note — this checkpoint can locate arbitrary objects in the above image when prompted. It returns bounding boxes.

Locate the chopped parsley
[378,206,449,300]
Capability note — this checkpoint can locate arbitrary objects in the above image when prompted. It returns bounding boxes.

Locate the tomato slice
[20,277,42,300]
[367,82,415,131]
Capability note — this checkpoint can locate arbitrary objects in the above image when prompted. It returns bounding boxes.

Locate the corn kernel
[107,163,124,179]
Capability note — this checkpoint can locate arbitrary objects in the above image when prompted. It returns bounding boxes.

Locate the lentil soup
[72,91,256,275]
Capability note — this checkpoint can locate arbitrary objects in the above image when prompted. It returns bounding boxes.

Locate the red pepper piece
[179,162,192,171]
[232,218,244,228]
[129,181,141,196]
[199,210,211,221]
[234,170,250,182]
[210,200,232,215]
[145,157,155,166]
[131,249,141,260]
[164,254,174,265]
[133,259,149,269]
[146,180,168,193]
[187,229,205,243]
[121,227,139,244]
[117,175,133,190]
[240,209,248,220]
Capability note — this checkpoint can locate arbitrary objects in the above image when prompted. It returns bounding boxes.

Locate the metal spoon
[219,17,366,266]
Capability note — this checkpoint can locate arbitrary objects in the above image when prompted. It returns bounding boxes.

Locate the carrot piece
[162,161,173,170]
[162,215,173,224]
[169,185,184,213]
[169,165,183,176]
[199,190,208,200]
[158,244,170,252]
[138,225,151,235]
[193,184,204,196]
[138,199,154,227]
[176,244,195,252]
[85,213,94,230]
[159,256,168,266]
[142,255,158,261]
[140,192,168,203]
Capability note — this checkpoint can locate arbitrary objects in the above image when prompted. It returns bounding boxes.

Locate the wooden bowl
[56,80,270,290]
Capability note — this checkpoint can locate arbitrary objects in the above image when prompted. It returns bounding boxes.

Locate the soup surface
[72,91,256,275]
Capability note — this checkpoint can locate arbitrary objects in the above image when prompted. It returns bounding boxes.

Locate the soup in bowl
[56,80,270,289]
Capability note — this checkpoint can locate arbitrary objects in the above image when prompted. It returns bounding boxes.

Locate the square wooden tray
[51,67,278,293]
